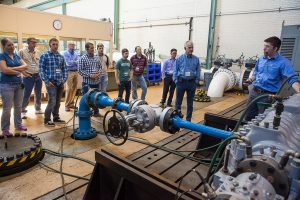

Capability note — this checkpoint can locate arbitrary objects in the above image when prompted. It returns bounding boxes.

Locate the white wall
[215,0,300,59]
[15,0,300,62]
[119,0,210,60]
[66,0,114,21]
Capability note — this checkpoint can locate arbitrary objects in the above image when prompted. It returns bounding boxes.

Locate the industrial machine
[74,87,300,199]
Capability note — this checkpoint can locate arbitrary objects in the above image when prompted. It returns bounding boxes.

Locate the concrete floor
[0,85,247,200]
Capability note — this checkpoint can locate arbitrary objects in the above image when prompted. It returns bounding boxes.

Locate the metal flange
[213,68,237,91]
[159,107,180,134]
[0,133,44,177]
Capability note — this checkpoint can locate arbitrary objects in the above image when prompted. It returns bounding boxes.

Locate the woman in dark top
[0,38,30,135]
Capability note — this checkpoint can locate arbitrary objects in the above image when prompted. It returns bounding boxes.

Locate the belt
[178,77,195,82]
[32,73,39,76]
[253,87,275,94]
[68,70,78,72]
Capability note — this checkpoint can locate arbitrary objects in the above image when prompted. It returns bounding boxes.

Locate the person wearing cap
[63,41,79,112]
[19,37,43,119]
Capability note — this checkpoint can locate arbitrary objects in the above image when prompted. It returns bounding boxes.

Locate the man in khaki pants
[63,41,79,111]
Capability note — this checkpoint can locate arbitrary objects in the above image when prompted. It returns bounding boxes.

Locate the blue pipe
[88,92,130,113]
[74,91,130,139]
[171,116,232,139]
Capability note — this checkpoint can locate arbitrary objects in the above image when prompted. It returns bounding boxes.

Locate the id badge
[185,71,191,77]
[55,68,61,74]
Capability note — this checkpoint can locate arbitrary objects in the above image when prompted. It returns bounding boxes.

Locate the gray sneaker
[35,110,44,114]
[21,112,27,119]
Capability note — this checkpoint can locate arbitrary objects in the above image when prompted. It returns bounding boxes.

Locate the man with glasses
[39,38,68,126]
[19,37,43,119]
[245,36,300,121]
[78,42,102,117]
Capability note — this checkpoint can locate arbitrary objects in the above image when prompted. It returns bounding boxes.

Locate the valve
[103,109,129,146]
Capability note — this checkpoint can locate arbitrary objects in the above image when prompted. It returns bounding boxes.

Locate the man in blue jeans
[39,38,68,126]
[19,37,43,119]
[245,36,300,121]
[78,42,102,117]
[173,41,200,122]
[96,43,109,93]
[115,48,133,103]
[130,46,148,100]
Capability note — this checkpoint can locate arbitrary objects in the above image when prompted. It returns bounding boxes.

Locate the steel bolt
[249,173,257,180]
[264,121,269,128]
[253,190,259,196]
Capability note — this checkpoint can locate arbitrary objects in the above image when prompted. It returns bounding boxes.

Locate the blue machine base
[73,127,97,140]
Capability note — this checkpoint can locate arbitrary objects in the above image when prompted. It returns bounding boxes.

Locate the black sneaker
[44,121,55,127]
[53,119,66,124]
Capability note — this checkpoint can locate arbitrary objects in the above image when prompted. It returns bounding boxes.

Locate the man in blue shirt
[39,38,68,126]
[160,48,177,108]
[173,41,200,121]
[63,41,79,112]
[246,36,300,121]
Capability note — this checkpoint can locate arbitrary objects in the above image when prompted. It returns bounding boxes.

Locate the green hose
[233,94,271,132]
[205,135,240,181]
[276,73,299,96]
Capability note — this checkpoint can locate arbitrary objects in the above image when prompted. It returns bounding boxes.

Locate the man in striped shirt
[130,46,148,100]
[39,38,68,126]
[78,42,102,117]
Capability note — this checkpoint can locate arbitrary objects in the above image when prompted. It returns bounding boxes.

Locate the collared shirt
[130,54,147,75]
[253,54,299,93]
[78,53,102,85]
[19,48,40,74]
[39,50,67,85]
[161,58,176,79]
[96,53,109,75]
[0,52,22,83]
[173,53,200,84]
[63,49,79,71]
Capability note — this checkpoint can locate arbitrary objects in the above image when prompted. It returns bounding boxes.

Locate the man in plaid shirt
[39,38,68,126]
[78,42,102,117]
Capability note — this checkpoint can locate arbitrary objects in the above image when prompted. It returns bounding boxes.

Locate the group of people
[0,35,299,136]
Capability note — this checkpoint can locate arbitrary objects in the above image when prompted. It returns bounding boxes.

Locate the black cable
[59,116,74,200]
[174,168,212,200]
[43,149,95,166]
[127,137,219,165]
[233,94,271,132]
[39,161,89,181]
[276,73,300,96]
[176,189,203,200]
